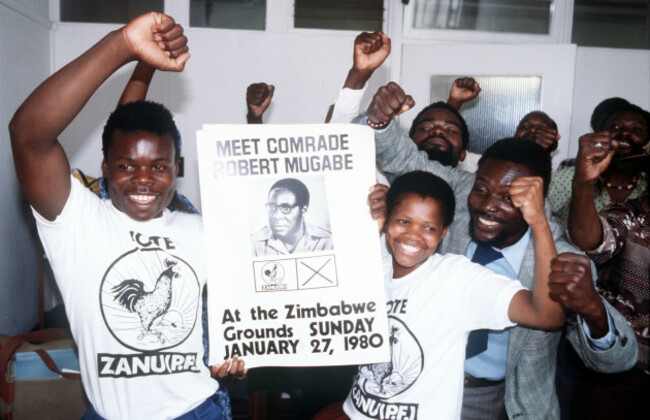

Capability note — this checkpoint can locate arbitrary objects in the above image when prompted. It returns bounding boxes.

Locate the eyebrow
[110,156,172,162]
[418,118,461,128]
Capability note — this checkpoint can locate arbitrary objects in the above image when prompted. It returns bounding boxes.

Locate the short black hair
[408,101,469,151]
[102,101,181,161]
[479,138,552,196]
[590,97,631,131]
[269,178,310,208]
[386,171,456,228]
[518,111,557,131]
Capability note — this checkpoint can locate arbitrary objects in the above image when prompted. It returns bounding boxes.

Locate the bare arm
[325,31,390,122]
[447,77,480,110]
[118,61,156,106]
[507,177,564,329]
[568,132,616,250]
[9,12,189,221]
[343,31,391,90]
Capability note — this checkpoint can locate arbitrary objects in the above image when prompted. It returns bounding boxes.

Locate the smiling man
[359,83,638,420]
[252,178,333,257]
[9,12,243,420]
[100,102,180,221]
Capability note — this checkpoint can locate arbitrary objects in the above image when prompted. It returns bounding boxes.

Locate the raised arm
[507,176,564,329]
[549,252,609,337]
[447,77,480,110]
[365,83,474,189]
[366,82,415,127]
[246,82,274,124]
[325,30,390,123]
[568,132,616,250]
[118,61,156,106]
[344,31,391,90]
[9,12,189,221]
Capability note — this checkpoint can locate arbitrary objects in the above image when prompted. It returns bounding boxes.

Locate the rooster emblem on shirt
[111,259,179,342]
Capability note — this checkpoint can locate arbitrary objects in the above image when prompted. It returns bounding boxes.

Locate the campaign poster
[197,124,389,368]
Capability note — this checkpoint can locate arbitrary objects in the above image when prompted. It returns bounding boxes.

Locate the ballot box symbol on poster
[297,255,337,290]
[253,255,338,292]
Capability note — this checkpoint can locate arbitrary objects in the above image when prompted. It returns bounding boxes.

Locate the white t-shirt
[343,252,525,420]
[33,177,218,420]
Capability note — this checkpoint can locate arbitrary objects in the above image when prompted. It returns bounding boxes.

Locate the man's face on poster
[266,188,305,241]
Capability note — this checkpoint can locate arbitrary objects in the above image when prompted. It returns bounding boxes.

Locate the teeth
[129,195,155,203]
[478,216,499,226]
[400,243,420,253]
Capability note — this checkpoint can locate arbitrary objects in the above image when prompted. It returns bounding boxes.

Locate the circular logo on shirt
[358,315,424,398]
[100,248,200,352]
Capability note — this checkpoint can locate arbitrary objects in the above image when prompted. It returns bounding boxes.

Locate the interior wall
[53,24,390,208]
[397,42,577,169]
[2,2,649,336]
[570,47,650,157]
[0,0,51,335]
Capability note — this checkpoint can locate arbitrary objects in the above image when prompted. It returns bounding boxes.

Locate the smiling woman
[384,171,455,278]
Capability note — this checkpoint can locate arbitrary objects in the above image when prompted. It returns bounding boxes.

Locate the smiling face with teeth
[468,158,533,249]
[102,129,178,221]
[385,193,449,279]
[604,111,648,158]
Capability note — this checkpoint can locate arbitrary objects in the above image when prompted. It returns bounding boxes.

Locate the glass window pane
[294,0,383,31]
[572,1,649,49]
[190,0,266,30]
[411,0,553,35]
[430,76,541,154]
[60,0,163,23]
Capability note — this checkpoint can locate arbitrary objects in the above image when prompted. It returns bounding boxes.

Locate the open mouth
[127,194,158,204]
[396,241,423,255]
[475,214,504,229]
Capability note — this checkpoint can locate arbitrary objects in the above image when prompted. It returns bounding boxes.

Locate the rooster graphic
[264,264,279,283]
[111,259,179,342]
[366,325,400,393]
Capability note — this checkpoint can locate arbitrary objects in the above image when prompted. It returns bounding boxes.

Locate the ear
[175,157,181,176]
[459,150,467,162]
[301,206,308,214]
[101,160,109,178]
[441,226,450,239]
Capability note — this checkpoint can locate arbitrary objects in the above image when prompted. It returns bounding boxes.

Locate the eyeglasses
[266,203,299,214]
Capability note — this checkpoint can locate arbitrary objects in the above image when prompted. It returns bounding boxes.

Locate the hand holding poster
[197,124,390,368]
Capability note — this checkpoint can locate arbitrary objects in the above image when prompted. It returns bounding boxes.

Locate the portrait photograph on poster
[197,123,390,368]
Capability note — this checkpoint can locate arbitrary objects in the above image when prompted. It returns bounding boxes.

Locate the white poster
[197,124,390,368]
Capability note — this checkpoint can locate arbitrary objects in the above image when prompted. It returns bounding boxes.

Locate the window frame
[401,0,573,44]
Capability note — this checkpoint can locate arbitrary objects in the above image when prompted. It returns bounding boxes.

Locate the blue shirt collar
[466,228,531,275]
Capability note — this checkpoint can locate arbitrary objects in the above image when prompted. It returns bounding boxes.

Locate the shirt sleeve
[450,256,527,331]
[581,303,616,351]
[585,205,634,266]
[329,85,367,123]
